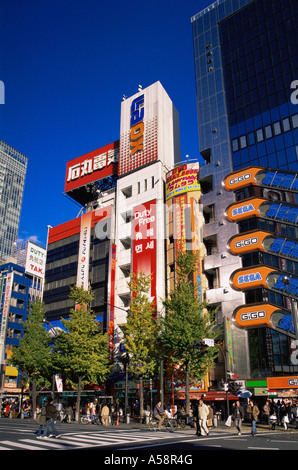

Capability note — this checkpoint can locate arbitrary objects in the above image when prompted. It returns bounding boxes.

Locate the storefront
[246,376,298,400]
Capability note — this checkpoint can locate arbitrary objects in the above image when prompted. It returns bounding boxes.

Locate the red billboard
[132,200,157,305]
[64,141,119,193]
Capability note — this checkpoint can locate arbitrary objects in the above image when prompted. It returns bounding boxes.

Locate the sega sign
[130,95,144,156]
[226,197,298,228]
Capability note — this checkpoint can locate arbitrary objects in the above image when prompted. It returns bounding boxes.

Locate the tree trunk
[185,366,190,418]
[76,376,82,422]
[139,376,144,423]
[32,378,38,420]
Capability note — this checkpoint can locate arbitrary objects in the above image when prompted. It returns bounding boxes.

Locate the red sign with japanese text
[132,200,157,305]
[64,141,119,193]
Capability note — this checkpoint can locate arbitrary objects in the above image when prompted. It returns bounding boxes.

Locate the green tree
[9,297,53,418]
[161,251,219,416]
[54,285,111,421]
[122,271,159,422]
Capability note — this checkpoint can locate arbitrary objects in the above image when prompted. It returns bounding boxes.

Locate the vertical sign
[174,194,187,257]
[132,200,157,305]
[191,198,202,300]
[76,212,92,290]
[0,274,13,365]
[108,244,116,362]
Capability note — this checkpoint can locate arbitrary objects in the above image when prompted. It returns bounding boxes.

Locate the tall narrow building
[0,141,28,260]
[192,0,298,381]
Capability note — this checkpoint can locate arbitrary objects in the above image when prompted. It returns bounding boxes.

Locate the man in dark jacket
[43,399,61,438]
[232,400,244,435]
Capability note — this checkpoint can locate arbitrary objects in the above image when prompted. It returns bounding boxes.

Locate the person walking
[65,404,73,423]
[43,399,61,438]
[36,404,47,439]
[263,401,270,425]
[247,399,259,436]
[232,400,244,435]
[153,401,166,430]
[197,399,209,436]
[101,403,110,426]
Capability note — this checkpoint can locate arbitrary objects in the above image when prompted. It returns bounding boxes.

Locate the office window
[273,122,281,135]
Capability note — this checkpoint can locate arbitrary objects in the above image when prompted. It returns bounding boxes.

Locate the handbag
[225,415,232,427]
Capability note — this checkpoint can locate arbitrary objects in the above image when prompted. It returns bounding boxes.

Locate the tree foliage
[54,285,111,389]
[122,271,159,419]
[9,297,53,415]
[161,251,219,412]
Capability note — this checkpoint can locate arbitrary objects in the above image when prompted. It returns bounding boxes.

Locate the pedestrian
[207,404,214,428]
[65,404,73,423]
[36,404,47,439]
[247,399,259,436]
[43,399,61,438]
[153,401,166,430]
[269,412,277,430]
[262,400,270,425]
[293,402,298,429]
[232,400,244,435]
[101,403,110,426]
[197,399,209,436]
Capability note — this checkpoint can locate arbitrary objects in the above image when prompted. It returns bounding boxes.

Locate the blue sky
[1,0,212,248]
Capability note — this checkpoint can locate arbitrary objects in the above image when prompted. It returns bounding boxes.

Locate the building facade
[43,82,182,362]
[0,141,28,261]
[192,0,298,382]
[0,240,45,398]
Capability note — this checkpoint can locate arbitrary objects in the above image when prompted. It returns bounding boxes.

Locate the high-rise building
[192,0,298,383]
[0,141,28,260]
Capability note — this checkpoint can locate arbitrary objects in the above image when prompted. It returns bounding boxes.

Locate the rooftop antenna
[138,84,143,92]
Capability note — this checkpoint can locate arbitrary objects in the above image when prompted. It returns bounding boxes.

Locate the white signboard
[76,212,92,289]
[25,242,46,279]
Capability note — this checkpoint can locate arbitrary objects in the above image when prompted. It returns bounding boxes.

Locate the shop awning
[201,391,238,401]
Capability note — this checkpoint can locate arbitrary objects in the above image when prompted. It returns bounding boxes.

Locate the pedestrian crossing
[0,428,190,451]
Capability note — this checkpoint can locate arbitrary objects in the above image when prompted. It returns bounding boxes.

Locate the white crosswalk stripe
[0,429,183,450]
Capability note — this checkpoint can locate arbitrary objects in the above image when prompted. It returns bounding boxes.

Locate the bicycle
[148,415,176,432]
[80,414,100,425]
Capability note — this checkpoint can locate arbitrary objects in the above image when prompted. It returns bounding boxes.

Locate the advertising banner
[65,141,119,193]
[132,200,157,305]
[166,163,200,200]
[233,302,295,338]
[108,244,116,362]
[223,166,298,193]
[226,197,298,228]
[0,273,13,364]
[76,212,92,290]
[174,194,187,256]
[25,242,46,279]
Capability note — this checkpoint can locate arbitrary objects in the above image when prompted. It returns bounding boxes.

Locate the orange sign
[223,167,264,191]
[223,166,298,193]
[227,230,269,255]
[267,376,298,389]
[225,197,266,222]
[233,302,280,329]
[230,265,274,291]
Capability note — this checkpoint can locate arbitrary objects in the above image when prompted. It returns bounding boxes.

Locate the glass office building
[192,0,298,379]
[0,141,28,260]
